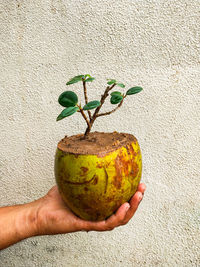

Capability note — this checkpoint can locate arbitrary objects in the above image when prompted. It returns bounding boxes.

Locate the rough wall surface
[0,0,199,266]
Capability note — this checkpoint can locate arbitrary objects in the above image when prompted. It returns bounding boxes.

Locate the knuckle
[118,218,125,224]
[106,225,115,231]
[121,219,129,225]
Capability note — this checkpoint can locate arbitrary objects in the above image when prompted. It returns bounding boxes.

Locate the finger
[137,183,146,195]
[80,219,107,232]
[79,184,146,232]
[81,203,130,232]
[122,191,143,225]
[104,202,130,230]
[46,185,58,196]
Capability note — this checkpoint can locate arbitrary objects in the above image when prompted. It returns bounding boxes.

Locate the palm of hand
[36,184,145,235]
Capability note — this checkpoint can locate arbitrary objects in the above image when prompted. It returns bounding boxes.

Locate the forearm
[0,201,40,250]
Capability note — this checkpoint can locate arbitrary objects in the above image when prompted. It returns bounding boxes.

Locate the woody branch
[84,83,116,136]
[83,80,92,121]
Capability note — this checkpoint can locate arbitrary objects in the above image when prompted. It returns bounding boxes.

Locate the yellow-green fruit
[55,138,142,221]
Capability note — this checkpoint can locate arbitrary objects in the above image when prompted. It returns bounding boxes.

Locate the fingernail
[125,204,130,211]
[138,193,143,202]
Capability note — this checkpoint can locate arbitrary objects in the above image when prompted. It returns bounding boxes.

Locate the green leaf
[110,91,122,96]
[66,75,84,85]
[126,86,143,95]
[117,83,125,88]
[107,79,116,85]
[56,107,79,121]
[83,100,101,110]
[58,91,78,107]
[74,75,85,79]
[85,77,95,82]
[110,95,123,104]
[84,74,92,79]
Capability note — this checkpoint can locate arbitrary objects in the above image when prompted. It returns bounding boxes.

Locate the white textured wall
[0,0,200,266]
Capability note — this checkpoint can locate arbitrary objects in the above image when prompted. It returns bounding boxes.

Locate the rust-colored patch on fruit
[75,194,82,201]
[125,144,131,155]
[106,161,111,168]
[64,174,97,185]
[80,166,89,176]
[125,144,140,177]
[84,187,89,192]
[59,153,65,159]
[113,154,123,189]
[78,201,94,214]
[96,162,103,168]
[132,136,137,144]
[130,161,139,178]
[92,175,98,185]
[80,166,88,173]
[128,144,137,157]
[119,150,130,176]
[96,160,111,169]
[59,168,71,183]
[104,167,109,194]
[106,195,115,202]
[84,207,94,214]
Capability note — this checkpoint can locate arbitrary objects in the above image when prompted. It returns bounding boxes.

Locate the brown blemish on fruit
[130,162,139,178]
[59,153,65,159]
[118,150,130,176]
[106,195,115,202]
[113,154,123,189]
[112,145,139,190]
[125,144,140,177]
[96,162,103,168]
[132,137,137,144]
[128,144,137,157]
[104,167,109,194]
[59,168,71,183]
[75,194,82,200]
[92,175,98,185]
[64,174,97,185]
[125,145,131,156]
[84,187,89,191]
[106,161,111,167]
[80,166,88,173]
[83,206,94,214]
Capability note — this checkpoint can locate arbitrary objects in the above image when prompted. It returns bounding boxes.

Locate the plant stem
[78,105,91,128]
[84,83,116,136]
[83,81,92,121]
[97,97,125,117]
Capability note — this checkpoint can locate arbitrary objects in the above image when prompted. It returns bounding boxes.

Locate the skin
[0,183,146,250]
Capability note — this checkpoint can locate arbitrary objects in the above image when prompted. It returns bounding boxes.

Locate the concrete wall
[0,0,199,266]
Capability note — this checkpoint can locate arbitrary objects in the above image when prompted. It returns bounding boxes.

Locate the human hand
[0,183,146,249]
[35,183,146,235]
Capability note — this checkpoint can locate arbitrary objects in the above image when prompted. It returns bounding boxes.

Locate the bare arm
[0,183,146,250]
[0,201,39,250]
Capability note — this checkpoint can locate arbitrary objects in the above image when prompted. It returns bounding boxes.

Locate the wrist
[0,197,44,250]
[15,199,42,240]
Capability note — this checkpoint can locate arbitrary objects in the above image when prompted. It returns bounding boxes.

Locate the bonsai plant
[54,74,143,221]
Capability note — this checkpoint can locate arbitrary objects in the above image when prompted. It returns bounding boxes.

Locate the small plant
[57,74,143,137]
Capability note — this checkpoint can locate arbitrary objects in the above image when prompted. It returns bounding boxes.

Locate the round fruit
[54,133,142,221]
